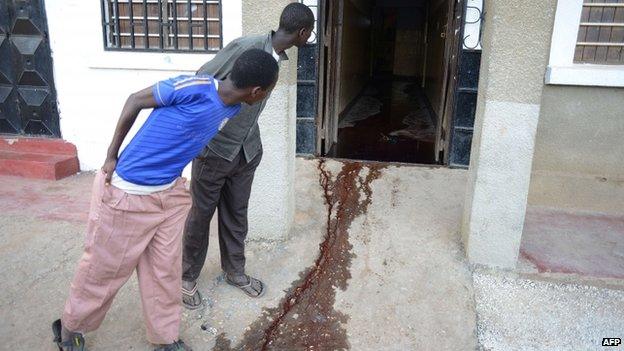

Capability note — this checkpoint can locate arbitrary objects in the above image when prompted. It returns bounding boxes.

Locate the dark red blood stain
[213,160,384,351]
[0,177,90,224]
[520,249,623,278]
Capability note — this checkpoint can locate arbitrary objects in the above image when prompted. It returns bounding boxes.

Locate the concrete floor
[474,268,624,351]
[1,158,623,350]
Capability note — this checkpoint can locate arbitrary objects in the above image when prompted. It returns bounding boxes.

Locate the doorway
[315,0,464,165]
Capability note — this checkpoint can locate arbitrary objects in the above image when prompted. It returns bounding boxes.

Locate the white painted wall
[247,81,297,241]
[239,0,298,242]
[45,0,242,172]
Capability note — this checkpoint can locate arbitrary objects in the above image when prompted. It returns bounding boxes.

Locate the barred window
[575,0,624,64]
[100,0,223,53]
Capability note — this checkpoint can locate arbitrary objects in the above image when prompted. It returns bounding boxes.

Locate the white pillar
[244,0,297,241]
[461,0,555,268]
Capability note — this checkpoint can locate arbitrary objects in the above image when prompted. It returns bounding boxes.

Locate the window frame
[546,0,624,87]
[100,0,224,54]
[88,0,241,72]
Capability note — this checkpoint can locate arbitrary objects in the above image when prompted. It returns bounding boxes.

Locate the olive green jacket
[197,31,288,162]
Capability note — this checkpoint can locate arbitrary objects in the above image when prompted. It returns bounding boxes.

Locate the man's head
[230,49,279,105]
[278,3,315,48]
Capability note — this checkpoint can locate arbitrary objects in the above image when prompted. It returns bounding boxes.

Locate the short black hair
[278,3,315,33]
[230,49,279,90]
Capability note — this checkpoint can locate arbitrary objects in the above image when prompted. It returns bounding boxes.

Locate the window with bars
[100,0,223,53]
[575,0,624,64]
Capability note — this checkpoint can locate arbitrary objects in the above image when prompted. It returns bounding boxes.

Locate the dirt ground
[1,158,622,350]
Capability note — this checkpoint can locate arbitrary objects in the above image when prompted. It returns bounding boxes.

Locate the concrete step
[0,137,80,180]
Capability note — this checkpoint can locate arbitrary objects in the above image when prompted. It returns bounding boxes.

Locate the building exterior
[1,0,297,241]
[0,0,621,268]
[462,0,624,267]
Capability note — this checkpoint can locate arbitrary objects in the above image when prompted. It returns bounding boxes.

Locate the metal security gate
[296,44,318,154]
[296,0,320,155]
[0,0,60,137]
[447,0,483,167]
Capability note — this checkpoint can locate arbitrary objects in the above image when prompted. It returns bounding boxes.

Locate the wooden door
[436,0,464,163]
[432,0,460,162]
[317,0,343,155]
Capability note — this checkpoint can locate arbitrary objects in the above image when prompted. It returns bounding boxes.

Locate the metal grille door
[296,0,319,155]
[0,0,60,137]
[448,0,483,167]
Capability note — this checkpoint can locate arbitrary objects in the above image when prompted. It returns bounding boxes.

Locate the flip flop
[224,273,266,298]
[52,319,87,351]
[181,282,204,310]
[154,339,193,351]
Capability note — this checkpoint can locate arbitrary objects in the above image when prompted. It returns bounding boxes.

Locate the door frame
[434,0,464,163]
[314,0,465,164]
[314,0,326,155]
[316,0,344,155]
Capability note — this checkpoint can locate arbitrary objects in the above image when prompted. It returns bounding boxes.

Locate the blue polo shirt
[115,75,241,185]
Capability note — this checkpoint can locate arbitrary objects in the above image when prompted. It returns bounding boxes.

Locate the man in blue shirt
[52,49,279,351]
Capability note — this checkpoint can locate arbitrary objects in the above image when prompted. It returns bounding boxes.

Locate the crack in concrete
[213,159,384,350]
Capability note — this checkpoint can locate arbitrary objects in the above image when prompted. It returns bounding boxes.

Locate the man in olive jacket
[181,3,315,308]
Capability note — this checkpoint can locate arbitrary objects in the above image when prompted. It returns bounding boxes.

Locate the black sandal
[52,319,86,351]
[224,273,266,298]
[154,339,192,351]
[181,281,203,310]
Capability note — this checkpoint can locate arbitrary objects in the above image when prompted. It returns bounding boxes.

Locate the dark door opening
[332,79,437,164]
[316,0,461,165]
